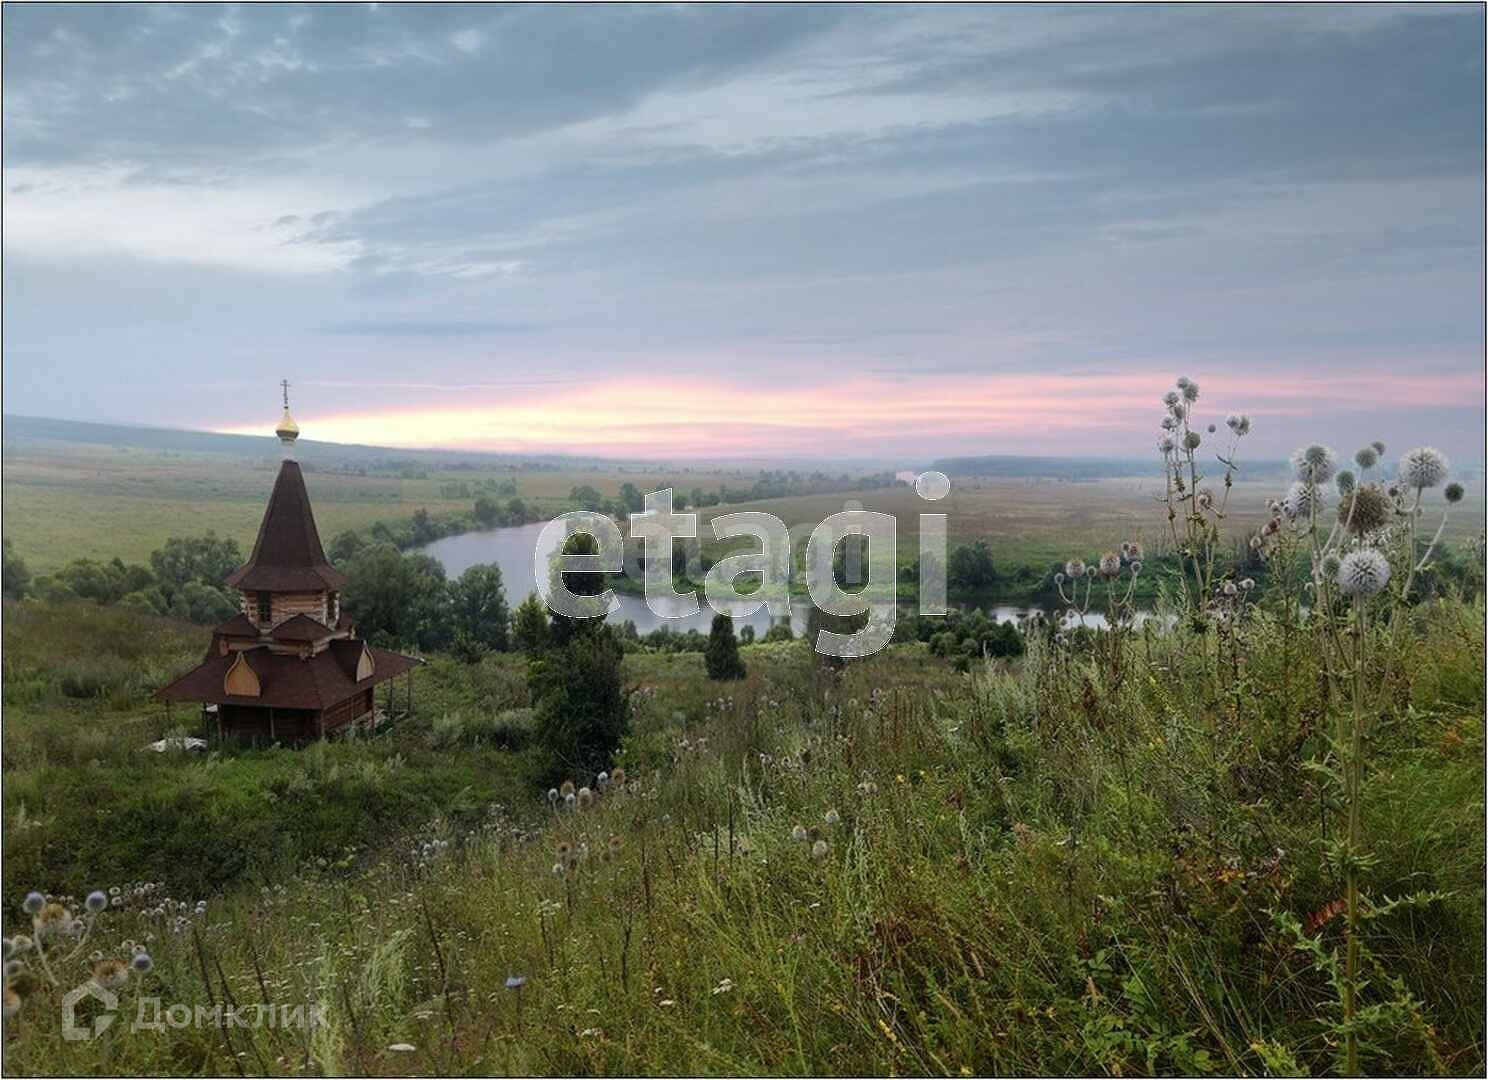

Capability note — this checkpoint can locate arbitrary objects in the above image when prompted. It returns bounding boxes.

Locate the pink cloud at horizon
[217,368,1485,460]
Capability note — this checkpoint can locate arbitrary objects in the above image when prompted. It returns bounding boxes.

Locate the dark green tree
[704,613,747,680]
[948,540,997,591]
[342,544,452,650]
[549,531,608,647]
[512,591,551,653]
[619,482,645,514]
[473,495,501,527]
[449,563,510,658]
[529,625,628,780]
[150,533,243,594]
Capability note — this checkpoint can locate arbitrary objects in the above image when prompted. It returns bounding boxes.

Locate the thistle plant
[1156,378,1251,614]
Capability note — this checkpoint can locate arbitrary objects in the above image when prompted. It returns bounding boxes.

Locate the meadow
[1,407,1484,1076]
[1,584,1482,1075]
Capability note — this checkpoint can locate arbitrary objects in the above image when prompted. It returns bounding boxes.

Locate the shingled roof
[224,460,347,592]
[156,643,418,710]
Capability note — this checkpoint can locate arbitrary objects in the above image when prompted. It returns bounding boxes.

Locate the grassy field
[0,437,751,572]
[1,589,1482,1074]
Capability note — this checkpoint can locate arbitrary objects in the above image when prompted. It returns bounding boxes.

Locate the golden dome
[276,407,299,444]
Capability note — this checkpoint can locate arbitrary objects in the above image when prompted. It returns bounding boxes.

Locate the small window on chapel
[256,591,272,624]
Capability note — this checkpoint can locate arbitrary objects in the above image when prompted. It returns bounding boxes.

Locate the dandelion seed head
[1337,549,1391,598]
[85,891,108,914]
[1064,559,1086,579]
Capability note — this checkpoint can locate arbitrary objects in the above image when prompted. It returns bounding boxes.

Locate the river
[416,522,1135,634]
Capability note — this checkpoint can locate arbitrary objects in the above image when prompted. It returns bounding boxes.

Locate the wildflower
[564,793,576,810]
[35,903,72,939]
[1053,572,1065,585]
[1129,560,1143,574]
[1337,549,1391,598]
[92,959,130,990]
[1196,489,1215,511]
[607,834,624,857]
[130,952,153,974]
[1121,541,1144,562]
[824,809,840,827]
[1098,553,1121,578]
[2,987,18,1019]
[711,978,734,995]
[1338,485,1391,536]
[1239,578,1255,591]
[559,780,575,799]
[610,767,626,788]
[547,788,559,806]
[1398,447,1449,490]
[596,771,609,791]
[1179,378,1199,402]
[1320,553,1342,578]
[85,891,108,914]
[556,840,573,862]
[1445,482,1465,504]
[1335,470,1355,494]
[1162,390,1180,406]
[1222,581,1237,597]
[1354,446,1379,470]
[1064,559,1086,579]
[811,839,829,860]
[1157,434,1175,454]
[855,780,878,797]
[1283,481,1326,519]
[551,862,566,878]
[791,825,808,842]
[505,975,527,990]
[21,893,44,917]
[1183,431,1201,450]
[577,787,594,810]
[388,1044,417,1052]
[1291,444,1338,484]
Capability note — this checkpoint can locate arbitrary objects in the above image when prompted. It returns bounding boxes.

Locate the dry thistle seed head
[1222,581,1237,596]
[1372,440,1387,455]
[1320,553,1342,577]
[1157,434,1175,454]
[551,862,566,878]
[1099,553,1122,578]
[1337,549,1391,598]
[1354,446,1379,470]
[1283,481,1326,519]
[610,767,626,788]
[1338,485,1391,536]
[577,787,594,810]
[2,987,18,1019]
[1240,578,1255,591]
[1196,488,1215,511]
[1064,559,1086,579]
[1183,431,1201,450]
[791,825,808,842]
[1335,470,1356,494]
[547,788,559,805]
[824,809,840,827]
[559,780,575,798]
[564,792,576,809]
[811,839,829,860]
[35,903,71,938]
[596,771,609,790]
[92,959,129,990]
[1290,444,1338,484]
[1445,482,1465,504]
[607,834,623,853]
[1398,447,1449,490]
[556,840,572,860]
[1163,390,1181,406]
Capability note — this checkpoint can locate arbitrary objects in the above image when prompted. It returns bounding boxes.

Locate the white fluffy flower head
[1336,549,1391,599]
[1290,444,1338,484]
[1398,447,1448,490]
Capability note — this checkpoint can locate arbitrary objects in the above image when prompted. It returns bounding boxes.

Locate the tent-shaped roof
[224,460,346,592]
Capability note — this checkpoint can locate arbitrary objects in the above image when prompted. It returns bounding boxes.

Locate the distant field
[0,438,750,572]
[5,434,1480,575]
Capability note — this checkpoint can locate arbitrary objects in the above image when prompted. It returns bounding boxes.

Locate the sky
[3,3,1484,463]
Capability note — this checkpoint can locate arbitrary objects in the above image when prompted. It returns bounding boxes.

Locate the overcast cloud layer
[3,4,1483,460]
